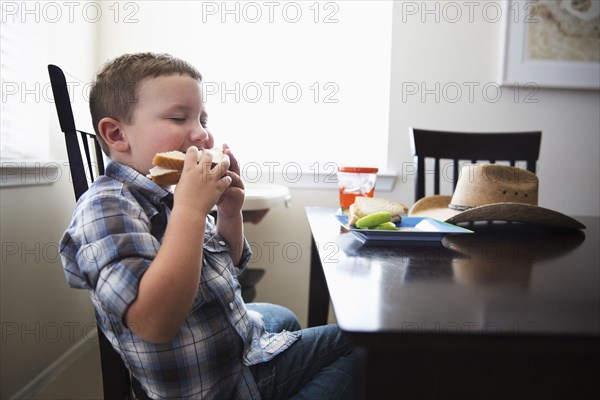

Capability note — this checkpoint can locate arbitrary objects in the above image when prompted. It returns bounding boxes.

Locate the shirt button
[229,302,235,310]
[218,241,226,246]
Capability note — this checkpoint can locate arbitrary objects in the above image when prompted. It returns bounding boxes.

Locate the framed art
[499,0,600,90]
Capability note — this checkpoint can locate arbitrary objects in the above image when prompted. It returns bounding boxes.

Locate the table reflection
[444,222,586,288]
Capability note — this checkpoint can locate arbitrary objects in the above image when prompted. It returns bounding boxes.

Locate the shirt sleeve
[205,214,253,276]
[61,193,159,322]
[236,237,253,274]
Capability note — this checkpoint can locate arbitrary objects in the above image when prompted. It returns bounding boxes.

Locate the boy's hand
[174,146,232,218]
[216,144,245,218]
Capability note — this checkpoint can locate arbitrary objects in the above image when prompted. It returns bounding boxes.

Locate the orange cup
[337,166,378,211]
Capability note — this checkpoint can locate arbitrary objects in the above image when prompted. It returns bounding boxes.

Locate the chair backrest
[410,128,541,202]
[48,64,141,400]
[47,64,105,199]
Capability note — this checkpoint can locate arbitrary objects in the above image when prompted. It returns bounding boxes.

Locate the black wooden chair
[49,64,149,400]
[410,128,542,202]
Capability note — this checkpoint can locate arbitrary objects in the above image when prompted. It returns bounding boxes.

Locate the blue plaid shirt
[60,161,299,399]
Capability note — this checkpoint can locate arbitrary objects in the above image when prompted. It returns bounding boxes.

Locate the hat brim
[409,195,585,230]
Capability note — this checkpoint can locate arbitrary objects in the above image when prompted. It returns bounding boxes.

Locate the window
[97,0,393,172]
[2,1,393,175]
[1,6,49,159]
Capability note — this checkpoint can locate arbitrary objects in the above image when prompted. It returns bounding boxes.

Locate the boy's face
[121,74,213,174]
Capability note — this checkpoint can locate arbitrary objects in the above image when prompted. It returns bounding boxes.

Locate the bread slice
[149,148,226,185]
[152,148,225,170]
[348,197,408,226]
[152,151,186,170]
[148,166,182,186]
[203,147,226,166]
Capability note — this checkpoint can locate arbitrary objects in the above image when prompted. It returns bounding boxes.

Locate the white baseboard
[10,330,99,400]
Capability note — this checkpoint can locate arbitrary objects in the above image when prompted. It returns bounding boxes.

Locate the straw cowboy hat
[409,164,585,230]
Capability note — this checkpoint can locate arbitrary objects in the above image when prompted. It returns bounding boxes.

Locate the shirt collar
[105,161,173,207]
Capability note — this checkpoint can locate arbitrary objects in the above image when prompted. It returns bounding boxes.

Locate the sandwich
[148,148,225,186]
[348,196,408,227]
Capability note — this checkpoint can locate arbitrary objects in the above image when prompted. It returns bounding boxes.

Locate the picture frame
[499,0,600,90]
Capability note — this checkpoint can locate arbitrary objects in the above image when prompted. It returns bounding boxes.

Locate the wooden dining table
[305,207,600,400]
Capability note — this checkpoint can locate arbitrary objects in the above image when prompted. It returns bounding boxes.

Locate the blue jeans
[246,302,302,332]
[246,303,353,400]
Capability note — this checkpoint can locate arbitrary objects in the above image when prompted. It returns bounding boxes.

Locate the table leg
[307,236,330,327]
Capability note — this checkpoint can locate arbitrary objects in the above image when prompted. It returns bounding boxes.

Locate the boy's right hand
[129,146,231,343]
[173,146,232,218]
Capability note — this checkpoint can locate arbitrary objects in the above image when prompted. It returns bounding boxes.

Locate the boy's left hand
[216,144,245,217]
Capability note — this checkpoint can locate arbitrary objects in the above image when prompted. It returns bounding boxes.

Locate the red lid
[338,167,378,173]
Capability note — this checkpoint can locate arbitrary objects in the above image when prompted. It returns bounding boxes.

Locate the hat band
[449,203,472,212]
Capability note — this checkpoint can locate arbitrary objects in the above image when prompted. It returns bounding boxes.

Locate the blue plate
[335,215,473,243]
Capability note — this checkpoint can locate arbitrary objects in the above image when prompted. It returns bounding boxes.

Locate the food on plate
[148,148,225,185]
[348,196,408,227]
[372,221,400,231]
[355,211,393,229]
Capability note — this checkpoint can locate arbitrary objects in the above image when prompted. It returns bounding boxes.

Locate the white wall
[386,1,600,215]
[2,1,599,397]
[0,16,98,399]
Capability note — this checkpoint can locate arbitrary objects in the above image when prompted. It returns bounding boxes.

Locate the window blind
[1,6,49,159]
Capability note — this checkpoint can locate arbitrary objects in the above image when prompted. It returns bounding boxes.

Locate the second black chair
[410,128,541,202]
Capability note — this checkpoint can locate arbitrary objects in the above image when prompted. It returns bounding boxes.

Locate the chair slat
[452,160,459,191]
[64,131,89,200]
[79,130,94,182]
[95,139,105,175]
[416,156,425,200]
[434,157,440,195]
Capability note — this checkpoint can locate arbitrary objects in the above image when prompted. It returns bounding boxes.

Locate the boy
[60,53,353,399]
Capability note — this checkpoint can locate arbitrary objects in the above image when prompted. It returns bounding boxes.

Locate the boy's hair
[89,52,202,155]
